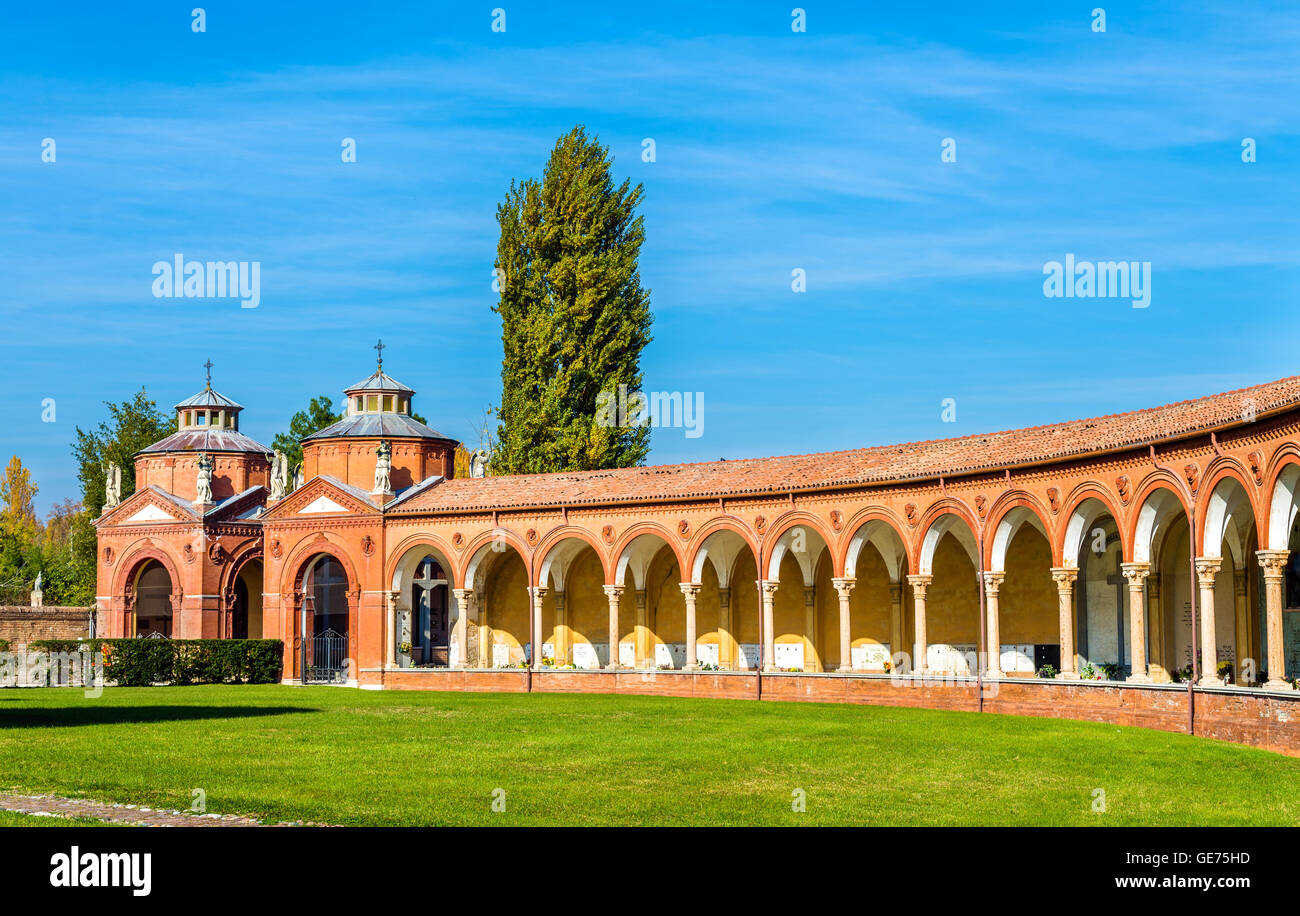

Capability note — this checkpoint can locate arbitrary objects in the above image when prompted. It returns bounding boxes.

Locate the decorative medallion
[102,546,114,566]
[904,504,918,527]
[183,543,195,564]
[677,519,691,540]
[452,532,466,550]
[1046,487,1060,515]
[1183,462,1200,495]
[601,524,616,545]
[525,528,539,546]
[754,515,767,535]
[1116,475,1132,506]
[207,542,226,565]
[829,510,844,532]
[270,539,283,559]
[974,495,988,519]
[361,535,375,557]
[1248,450,1265,486]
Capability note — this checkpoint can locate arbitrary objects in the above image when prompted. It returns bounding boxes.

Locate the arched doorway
[134,561,174,637]
[230,558,264,639]
[408,555,451,667]
[303,555,349,683]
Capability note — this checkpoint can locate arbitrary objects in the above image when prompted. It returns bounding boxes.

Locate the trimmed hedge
[26,638,283,686]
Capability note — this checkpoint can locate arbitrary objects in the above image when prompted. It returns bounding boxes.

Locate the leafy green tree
[273,396,342,471]
[72,388,175,517]
[492,125,654,474]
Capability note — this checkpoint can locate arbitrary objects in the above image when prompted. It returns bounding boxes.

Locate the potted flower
[397,641,412,668]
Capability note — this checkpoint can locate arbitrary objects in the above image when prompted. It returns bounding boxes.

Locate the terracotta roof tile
[391,374,1300,514]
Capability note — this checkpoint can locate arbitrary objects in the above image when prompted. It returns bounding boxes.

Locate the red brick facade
[94,364,1300,754]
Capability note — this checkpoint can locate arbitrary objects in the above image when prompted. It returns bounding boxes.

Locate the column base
[985,668,1003,679]
[1126,673,1152,684]
[1197,675,1223,688]
[682,663,698,672]
[1056,670,1077,680]
[1264,678,1293,692]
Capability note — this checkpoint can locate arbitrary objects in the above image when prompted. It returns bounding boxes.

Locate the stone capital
[678,582,701,600]
[452,587,474,601]
[528,586,549,600]
[1120,561,1150,585]
[906,573,932,597]
[1257,549,1290,580]
[758,580,779,598]
[602,584,624,600]
[1194,556,1222,586]
[1050,566,1078,589]
[982,570,1005,594]
[831,576,856,599]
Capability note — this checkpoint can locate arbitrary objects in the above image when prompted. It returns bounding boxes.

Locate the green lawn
[0,685,1296,826]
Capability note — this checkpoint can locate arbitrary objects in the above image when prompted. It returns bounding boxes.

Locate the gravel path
[0,792,318,827]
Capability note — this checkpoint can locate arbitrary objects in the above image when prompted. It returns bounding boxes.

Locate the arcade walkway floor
[1,686,1297,826]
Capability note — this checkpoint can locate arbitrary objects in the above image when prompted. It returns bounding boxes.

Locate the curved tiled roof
[303,412,456,442]
[391,374,1300,514]
[139,428,272,455]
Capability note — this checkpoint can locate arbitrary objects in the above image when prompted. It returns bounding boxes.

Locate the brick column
[528,586,547,669]
[831,577,855,671]
[452,588,473,669]
[760,580,778,671]
[982,571,1005,677]
[1051,567,1078,678]
[907,574,932,675]
[680,583,701,670]
[1194,558,1222,686]
[1257,550,1290,689]
[802,585,819,672]
[717,587,732,670]
[1232,568,1250,685]
[1120,562,1150,683]
[603,585,623,669]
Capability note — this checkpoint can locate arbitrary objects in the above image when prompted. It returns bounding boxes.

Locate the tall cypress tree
[493,126,653,474]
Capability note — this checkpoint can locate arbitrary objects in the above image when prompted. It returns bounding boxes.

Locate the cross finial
[374,339,385,370]
[203,359,214,389]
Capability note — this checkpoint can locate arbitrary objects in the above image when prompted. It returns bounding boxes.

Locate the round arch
[686,518,759,585]
[986,494,1053,572]
[534,527,610,588]
[612,524,684,588]
[916,505,980,576]
[1129,479,1192,565]
[764,512,835,584]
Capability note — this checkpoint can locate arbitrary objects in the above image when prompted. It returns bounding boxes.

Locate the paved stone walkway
[0,792,319,827]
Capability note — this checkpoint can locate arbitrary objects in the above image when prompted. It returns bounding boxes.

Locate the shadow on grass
[0,706,315,728]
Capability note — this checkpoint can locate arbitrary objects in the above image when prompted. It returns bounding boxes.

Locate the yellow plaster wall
[928,533,979,644]
[483,552,530,665]
[1000,527,1056,644]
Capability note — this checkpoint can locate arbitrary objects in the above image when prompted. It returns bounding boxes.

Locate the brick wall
[0,606,93,647]
[360,667,1300,757]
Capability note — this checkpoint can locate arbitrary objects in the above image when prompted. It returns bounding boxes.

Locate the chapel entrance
[134,561,174,638]
[302,555,350,683]
[410,555,450,667]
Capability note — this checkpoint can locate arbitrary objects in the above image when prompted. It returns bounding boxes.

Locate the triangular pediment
[126,503,175,522]
[95,485,197,528]
[260,475,382,521]
[301,494,349,514]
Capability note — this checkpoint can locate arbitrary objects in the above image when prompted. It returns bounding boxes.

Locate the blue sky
[2,2,1297,514]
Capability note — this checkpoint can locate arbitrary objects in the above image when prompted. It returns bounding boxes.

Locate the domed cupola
[134,361,273,503]
[299,341,458,496]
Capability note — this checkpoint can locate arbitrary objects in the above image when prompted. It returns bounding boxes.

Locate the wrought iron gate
[304,629,348,684]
